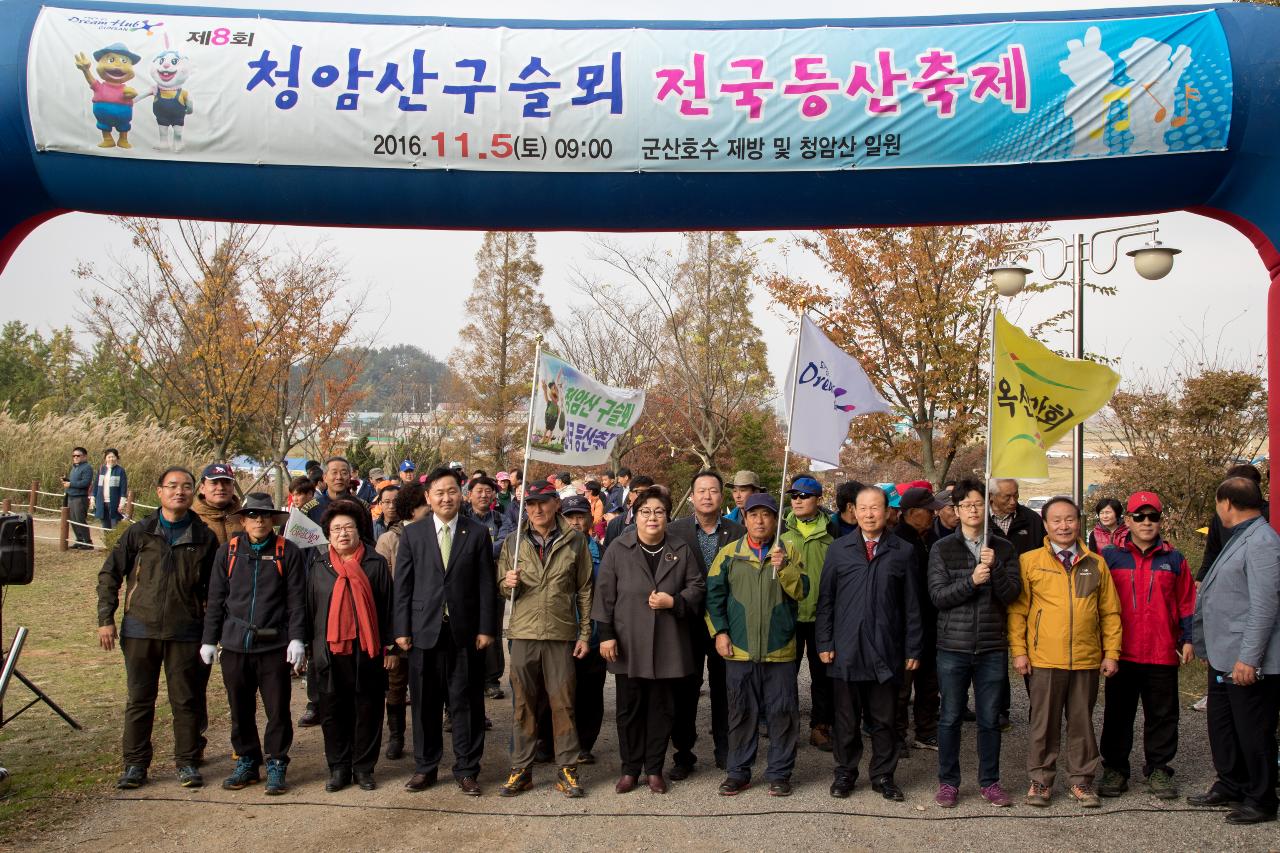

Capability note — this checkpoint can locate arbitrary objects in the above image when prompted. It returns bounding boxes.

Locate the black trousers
[794,621,833,728]
[616,675,678,776]
[319,653,385,774]
[1100,661,1179,778]
[68,495,91,545]
[121,637,207,767]
[1206,666,1280,813]
[485,634,506,687]
[895,659,939,742]
[833,677,900,784]
[409,630,486,779]
[672,627,728,768]
[220,649,294,763]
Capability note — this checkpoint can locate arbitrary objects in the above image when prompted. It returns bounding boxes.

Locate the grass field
[0,540,229,842]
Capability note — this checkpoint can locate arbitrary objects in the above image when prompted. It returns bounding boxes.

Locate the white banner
[27,8,1231,172]
[528,351,644,467]
[283,506,327,549]
[784,315,891,466]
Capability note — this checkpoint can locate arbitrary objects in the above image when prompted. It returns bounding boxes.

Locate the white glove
[199,644,217,665]
[286,640,306,668]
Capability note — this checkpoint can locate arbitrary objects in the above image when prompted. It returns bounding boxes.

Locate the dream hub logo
[798,361,858,413]
[67,16,166,35]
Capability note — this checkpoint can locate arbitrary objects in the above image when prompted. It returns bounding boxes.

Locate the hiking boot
[264,759,288,795]
[1070,783,1101,808]
[498,767,533,798]
[934,783,959,808]
[1026,781,1051,807]
[913,736,940,751]
[809,724,833,752]
[1097,768,1128,797]
[556,765,585,798]
[176,765,204,788]
[222,756,260,790]
[719,777,750,796]
[485,683,505,700]
[1146,769,1178,800]
[981,782,1013,807]
[116,764,147,790]
[768,779,792,797]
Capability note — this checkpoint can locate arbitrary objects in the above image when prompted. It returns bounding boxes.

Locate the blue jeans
[936,649,1006,787]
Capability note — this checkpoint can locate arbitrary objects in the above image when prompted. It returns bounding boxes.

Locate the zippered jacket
[781,510,836,623]
[928,531,1021,655]
[705,536,806,663]
[1008,537,1122,670]
[1102,538,1195,666]
[202,531,307,652]
[498,516,594,643]
[97,513,219,642]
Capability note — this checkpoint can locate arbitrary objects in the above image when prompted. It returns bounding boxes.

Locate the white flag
[283,506,328,549]
[784,315,892,466]
[528,350,646,467]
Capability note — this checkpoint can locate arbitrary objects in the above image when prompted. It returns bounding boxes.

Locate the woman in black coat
[593,487,705,794]
[307,500,396,793]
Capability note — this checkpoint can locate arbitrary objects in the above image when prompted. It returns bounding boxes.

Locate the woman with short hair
[593,487,705,794]
[307,499,396,793]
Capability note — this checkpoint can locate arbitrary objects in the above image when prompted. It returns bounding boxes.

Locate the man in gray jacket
[1189,476,1280,825]
[63,446,95,549]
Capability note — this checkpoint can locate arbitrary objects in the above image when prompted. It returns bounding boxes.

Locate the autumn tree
[764,224,1050,486]
[0,322,81,416]
[451,232,553,469]
[1099,356,1267,541]
[576,232,773,469]
[77,218,366,463]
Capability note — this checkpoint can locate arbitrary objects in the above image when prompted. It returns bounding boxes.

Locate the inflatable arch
[1,1,1278,496]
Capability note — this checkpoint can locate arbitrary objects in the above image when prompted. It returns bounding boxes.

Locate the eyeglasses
[160,483,194,492]
[636,509,667,519]
[329,524,358,534]
[242,511,274,520]
[956,502,985,511]
[1130,511,1161,523]
[787,492,817,500]
[72,453,84,458]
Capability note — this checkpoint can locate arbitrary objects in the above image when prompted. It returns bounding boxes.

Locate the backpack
[227,535,286,578]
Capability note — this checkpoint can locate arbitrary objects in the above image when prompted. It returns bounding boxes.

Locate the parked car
[1026,496,1052,512]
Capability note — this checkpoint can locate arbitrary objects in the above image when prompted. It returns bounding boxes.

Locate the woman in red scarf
[306,500,395,793]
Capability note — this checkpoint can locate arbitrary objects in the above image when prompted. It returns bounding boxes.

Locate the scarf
[326,545,380,659]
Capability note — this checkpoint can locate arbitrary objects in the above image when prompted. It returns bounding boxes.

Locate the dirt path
[19,665,1275,853]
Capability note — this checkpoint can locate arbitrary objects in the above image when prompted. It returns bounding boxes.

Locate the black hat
[230,491,289,519]
[524,480,560,502]
[561,495,591,516]
[900,487,947,511]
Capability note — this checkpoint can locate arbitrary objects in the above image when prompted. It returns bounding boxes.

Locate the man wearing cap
[1096,490,1196,801]
[395,467,498,796]
[193,463,244,546]
[894,486,947,753]
[781,475,839,753]
[497,480,594,798]
[201,493,307,795]
[1189,476,1280,825]
[98,466,220,790]
[818,485,923,802]
[706,493,806,797]
[398,460,417,485]
[1009,496,1121,808]
[668,470,746,775]
[724,471,761,525]
[464,475,506,700]
[877,483,903,529]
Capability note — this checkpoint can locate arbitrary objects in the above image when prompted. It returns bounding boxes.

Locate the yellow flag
[989,312,1120,479]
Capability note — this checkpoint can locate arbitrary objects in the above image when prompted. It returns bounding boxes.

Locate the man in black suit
[668,470,746,776]
[394,466,498,796]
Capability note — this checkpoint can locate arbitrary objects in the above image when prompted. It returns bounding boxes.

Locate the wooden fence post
[123,490,134,520]
[28,480,38,515]
[1,498,10,514]
[59,506,69,551]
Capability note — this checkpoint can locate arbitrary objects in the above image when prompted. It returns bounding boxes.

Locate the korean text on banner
[283,506,327,549]
[989,312,1120,480]
[784,315,891,467]
[27,8,1231,172]
[528,351,645,467]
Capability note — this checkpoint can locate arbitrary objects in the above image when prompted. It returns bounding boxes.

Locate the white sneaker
[1192,695,1208,712]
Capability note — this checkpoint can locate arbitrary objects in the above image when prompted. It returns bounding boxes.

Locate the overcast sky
[2,0,1268,398]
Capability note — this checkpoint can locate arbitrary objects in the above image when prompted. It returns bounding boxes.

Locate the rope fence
[0,479,153,552]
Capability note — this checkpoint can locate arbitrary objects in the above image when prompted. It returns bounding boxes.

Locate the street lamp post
[988,220,1181,507]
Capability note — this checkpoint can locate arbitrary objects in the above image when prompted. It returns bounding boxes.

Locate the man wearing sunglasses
[1096,492,1196,802]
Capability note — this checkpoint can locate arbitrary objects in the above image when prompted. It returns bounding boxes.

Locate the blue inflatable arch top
[0,0,1277,489]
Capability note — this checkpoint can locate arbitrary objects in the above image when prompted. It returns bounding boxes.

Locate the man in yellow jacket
[1008,496,1121,809]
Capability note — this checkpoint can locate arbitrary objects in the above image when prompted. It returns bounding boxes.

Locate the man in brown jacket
[497,481,594,799]
[192,463,244,545]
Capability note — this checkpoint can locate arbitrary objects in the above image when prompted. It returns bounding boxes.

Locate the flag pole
[982,307,997,550]
[775,305,806,576]
[508,335,543,610]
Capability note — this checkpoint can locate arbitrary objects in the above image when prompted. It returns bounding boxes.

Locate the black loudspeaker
[0,515,34,585]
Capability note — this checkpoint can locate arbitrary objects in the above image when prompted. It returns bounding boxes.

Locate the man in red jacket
[1096,490,1197,800]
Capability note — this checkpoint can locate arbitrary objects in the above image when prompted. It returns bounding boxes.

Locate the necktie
[865,540,877,561]
[439,522,452,568]
[1058,550,1074,571]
